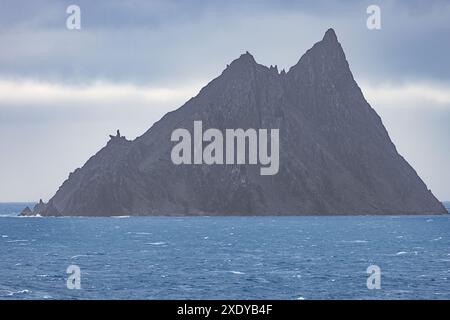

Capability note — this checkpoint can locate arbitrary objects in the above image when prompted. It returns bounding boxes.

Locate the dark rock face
[33,199,47,214]
[19,206,33,216]
[20,199,49,216]
[34,28,447,216]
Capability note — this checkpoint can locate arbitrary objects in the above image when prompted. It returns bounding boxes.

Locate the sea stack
[19,206,33,216]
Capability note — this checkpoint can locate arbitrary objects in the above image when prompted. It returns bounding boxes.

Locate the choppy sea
[0,203,449,299]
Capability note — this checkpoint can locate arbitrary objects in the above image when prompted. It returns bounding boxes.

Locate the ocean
[0,203,449,300]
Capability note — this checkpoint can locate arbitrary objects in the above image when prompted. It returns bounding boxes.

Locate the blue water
[0,203,449,300]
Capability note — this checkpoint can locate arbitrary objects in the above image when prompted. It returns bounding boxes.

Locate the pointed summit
[322,28,338,43]
[224,51,259,77]
[233,51,256,65]
[288,28,347,77]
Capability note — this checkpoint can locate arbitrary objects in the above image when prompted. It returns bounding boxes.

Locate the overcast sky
[0,0,449,202]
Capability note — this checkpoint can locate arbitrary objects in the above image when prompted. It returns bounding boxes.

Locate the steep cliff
[26,28,447,216]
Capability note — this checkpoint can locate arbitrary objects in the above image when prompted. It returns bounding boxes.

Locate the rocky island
[22,28,448,216]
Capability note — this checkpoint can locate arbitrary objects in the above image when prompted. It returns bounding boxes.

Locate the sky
[0,0,449,202]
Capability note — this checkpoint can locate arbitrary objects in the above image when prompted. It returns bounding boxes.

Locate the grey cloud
[0,0,449,84]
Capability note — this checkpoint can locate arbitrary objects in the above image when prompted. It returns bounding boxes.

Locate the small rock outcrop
[19,206,33,216]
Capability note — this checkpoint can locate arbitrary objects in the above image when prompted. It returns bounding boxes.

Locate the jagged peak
[239,51,256,62]
[220,51,261,80]
[227,51,257,69]
[109,129,129,142]
[287,28,347,75]
[322,28,338,43]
